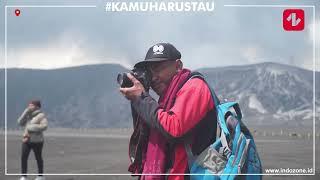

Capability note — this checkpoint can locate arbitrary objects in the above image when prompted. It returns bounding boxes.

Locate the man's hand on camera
[119,73,145,101]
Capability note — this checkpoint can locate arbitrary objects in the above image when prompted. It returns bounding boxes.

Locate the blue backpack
[185,73,262,180]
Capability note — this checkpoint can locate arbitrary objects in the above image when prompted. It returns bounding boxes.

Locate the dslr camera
[117,66,152,91]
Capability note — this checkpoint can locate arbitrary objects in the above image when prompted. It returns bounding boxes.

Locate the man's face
[148,60,178,96]
[28,104,37,111]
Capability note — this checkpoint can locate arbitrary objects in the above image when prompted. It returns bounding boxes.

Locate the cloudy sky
[0,0,319,71]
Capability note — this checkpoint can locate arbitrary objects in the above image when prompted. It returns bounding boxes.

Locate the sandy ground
[0,129,319,180]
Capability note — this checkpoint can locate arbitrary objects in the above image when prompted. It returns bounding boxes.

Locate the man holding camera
[17,100,48,180]
[120,43,217,180]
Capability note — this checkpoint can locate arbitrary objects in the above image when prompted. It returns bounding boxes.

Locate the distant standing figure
[17,100,48,180]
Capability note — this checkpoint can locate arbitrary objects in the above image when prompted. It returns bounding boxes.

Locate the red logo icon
[15,9,21,16]
[283,9,304,31]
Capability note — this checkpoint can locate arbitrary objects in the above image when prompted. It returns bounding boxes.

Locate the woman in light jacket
[17,100,48,180]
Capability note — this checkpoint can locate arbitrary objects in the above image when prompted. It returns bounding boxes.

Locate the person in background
[17,100,48,180]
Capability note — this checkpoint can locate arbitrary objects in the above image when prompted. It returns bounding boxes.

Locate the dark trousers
[21,141,44,176]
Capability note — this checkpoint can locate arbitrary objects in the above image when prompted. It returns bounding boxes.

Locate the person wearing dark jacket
[120,43,217,180]
[17,100,48,180]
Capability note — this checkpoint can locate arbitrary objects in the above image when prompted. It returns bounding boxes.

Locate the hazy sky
[0,0,319,70]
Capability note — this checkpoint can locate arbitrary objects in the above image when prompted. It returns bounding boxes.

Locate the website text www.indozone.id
[265,167,313,174]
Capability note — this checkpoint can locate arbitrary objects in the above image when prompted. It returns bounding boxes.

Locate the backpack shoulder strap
[184,71,221,170]
[189,71,221,140]
[189,71,220,106]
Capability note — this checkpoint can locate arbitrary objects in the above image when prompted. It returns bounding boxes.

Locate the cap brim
[134,58,171,68]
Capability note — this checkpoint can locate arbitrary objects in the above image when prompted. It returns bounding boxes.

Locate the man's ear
[176,59,183,70]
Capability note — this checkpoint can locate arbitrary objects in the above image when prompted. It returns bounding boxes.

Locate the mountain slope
[0,62,318,128]
[0,64,132,128]
[198,62,319,127]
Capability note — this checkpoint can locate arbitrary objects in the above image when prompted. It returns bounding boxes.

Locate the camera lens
[117,73,124,86]
[117,73,133,88]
